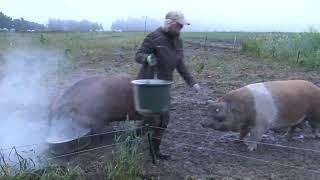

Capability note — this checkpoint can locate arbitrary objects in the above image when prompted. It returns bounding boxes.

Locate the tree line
[0,12,103,31]
[47,19,103,31]
[0,12,45,30]
[109,17,214,32]
[111,17,161,32]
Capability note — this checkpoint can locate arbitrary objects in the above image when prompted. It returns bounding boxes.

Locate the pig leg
[309,120,320,139]
[234,127,250,144]
[239,127,250,140]
[286,123,304,141]
[286,127,295,141]
[285,115,307,141]
[308,113,320,139]
[245,125,265,151]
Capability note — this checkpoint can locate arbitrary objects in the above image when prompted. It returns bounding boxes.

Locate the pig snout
[201,118,231,131]
[201,122,207,128]
[201,119,220,130]
[201,118,213,128]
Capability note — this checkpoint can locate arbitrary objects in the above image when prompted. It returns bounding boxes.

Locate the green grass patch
[0,133,144,180]
[241,31,320,68]
[104,133,144,180]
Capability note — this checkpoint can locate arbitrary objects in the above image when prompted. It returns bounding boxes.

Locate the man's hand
[146,54,157,66]
[192,83,201,93]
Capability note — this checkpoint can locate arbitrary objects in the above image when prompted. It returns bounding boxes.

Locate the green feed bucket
[131,79,173,115]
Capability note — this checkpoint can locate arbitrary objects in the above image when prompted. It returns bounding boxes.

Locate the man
[135,11,200,160]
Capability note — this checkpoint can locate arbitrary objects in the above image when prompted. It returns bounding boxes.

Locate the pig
[202,80,320,151]
[47,73,141,143]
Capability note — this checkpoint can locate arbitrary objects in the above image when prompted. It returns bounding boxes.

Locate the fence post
[233,34,237,50]
[204,32,208,50]
[146,119,156,164]
[296,50,301,63]
[144,16,147,35]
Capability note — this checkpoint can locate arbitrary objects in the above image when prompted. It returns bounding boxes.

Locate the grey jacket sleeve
[177,59,196,87]
[176,41,196,87]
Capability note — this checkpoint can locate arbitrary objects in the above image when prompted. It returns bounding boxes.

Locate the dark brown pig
[47,73,140,141]
[202,80,320,151]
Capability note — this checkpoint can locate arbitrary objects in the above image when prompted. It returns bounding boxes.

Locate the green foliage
[104,133,144,180]
[188,51,208,74]
[181,32,266,43]
[241,37,262,57]
[0,31,144,57]
[0,12,13,29]
[0,166,81,180]
[241,30,320,68]
[0,149,81,180]
[47,19,103,31]
[0,11,45,31]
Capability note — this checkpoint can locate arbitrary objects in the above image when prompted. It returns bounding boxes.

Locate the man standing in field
[135,11,201,160]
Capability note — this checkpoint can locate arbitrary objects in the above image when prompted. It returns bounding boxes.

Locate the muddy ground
[145,42,320,180]
[29,40,320,179]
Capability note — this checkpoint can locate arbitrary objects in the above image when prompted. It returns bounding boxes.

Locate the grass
[241,31,320,68]
[0,31,276,57]
[0,133,144,180]
[0,31,147,79]
[3,31,318,70]
[2,30,316,96]
[0,147,81,180]
[0,31,145,67]
[0,166,82,180]
[181,31,264,43]
[104,133,144,180]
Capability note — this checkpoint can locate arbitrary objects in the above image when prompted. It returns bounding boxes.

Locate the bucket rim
[131,79,173,86]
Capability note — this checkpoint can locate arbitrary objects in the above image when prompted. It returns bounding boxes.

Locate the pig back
[263,80,320,127]
[49,74,135,130]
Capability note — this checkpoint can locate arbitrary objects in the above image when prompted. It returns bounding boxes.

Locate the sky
[1,0,320,32]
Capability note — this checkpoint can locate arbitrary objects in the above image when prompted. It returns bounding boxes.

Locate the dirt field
[142,41,320,180]
[13,39,320,180]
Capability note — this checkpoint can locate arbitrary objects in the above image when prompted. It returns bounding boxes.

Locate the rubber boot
[152,138,171,160]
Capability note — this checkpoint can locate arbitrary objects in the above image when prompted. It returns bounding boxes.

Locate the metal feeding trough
[45,119,92,155]
[131,79,173,163]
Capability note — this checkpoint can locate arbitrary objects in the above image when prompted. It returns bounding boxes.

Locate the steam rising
[0,49,62,160]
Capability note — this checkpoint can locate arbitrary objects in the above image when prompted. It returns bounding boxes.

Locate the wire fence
[1,124,320,179]
[47,138,142,160]
[1,124,320,158]
[0,125,317,151]
[2,102,317,154]
[0,126,144,151]
[149,125,320,154]
[152,136,320,175]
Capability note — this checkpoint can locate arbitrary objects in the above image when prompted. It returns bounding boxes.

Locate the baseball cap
[165,11,190,25]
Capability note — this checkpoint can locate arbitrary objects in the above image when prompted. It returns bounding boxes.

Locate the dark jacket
[135,27,196,87]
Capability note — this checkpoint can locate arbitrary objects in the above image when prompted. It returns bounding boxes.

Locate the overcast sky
[1,0,319,32]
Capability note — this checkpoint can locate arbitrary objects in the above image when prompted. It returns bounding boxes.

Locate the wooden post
[204,32,208,50]
[296,50,301,63]
[144,16,147,35]
[233,34,237,50]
